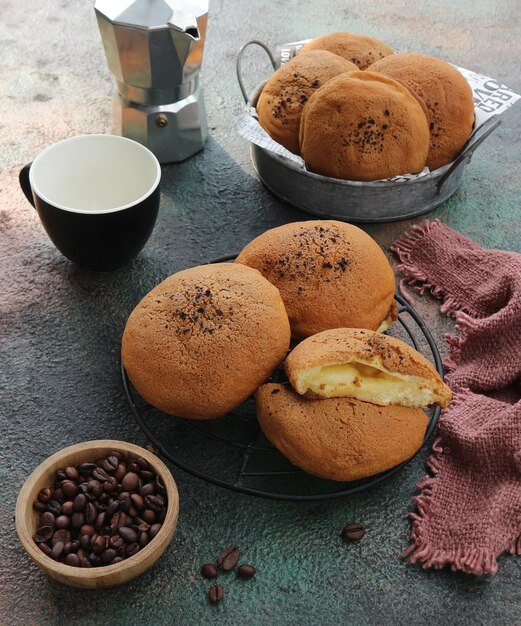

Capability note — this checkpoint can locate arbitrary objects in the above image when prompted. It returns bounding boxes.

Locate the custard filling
[295,360,437,407]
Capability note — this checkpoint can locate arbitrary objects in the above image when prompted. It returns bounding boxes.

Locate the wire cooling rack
[122,254,443,501]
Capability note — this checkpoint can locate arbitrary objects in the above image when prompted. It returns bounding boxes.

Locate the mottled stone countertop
[1,1,520,624]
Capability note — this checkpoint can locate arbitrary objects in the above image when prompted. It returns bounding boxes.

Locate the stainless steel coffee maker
[95,0,208,163]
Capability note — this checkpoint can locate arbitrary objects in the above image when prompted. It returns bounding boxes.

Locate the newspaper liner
[235,39,520,183]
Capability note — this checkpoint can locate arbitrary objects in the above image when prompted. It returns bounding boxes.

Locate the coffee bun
[256,383,428,481]
[235,220,396,339]
[299,71,430,181]
[285,328,452,408]
[257,50,358,154]
[122,263,290,420]
[369,53,475,170]
[300,32,394,70]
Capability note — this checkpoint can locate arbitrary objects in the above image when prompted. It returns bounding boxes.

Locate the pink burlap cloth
[391,219,521,575]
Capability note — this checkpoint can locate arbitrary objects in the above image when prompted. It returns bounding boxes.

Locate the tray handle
[236,40,277,104]
[436,117,501,195]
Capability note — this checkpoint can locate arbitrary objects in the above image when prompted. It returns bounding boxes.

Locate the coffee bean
[111,556,123,564]
[139,532,149,548]
[79,462,97,474]
[119,527,138,543]
[155,476,166,495]
[136,457,149,471]
[95,512,106,529]
[127,543,140,557]
[40,512,55,528]
[33,500,46,511]
[34,526,54,543]
[70,540,80,552]
[118,497,132,514]
[110,536,124,549]
[65,553,80,567]
[208,584,224,605]
[106,501,120,518]
[237,564,256,579]
[103,477,118,493]
[217,546,240,571]
[63,542,72,556]
[55,515,71,530]
[79,524,95,537]
[140,470,154,482]
[110,451,123,461]
[111,512,127,529]
[38,487,52,503]
[127,462,139,473]
[341,522,365,541]
[65,466,79,481]
[114,464,127,481]
[55,470,67,482]
[137,522,150,533]
[144,494,164,512]
[38,542,52,557]
[61,501,74,516]
[52,529,71,545]
[93,467,110,482]
[92,535,106,555]
[52,488,64,501]
[73,493,87,512]
[157,508,166,523]
[149,523,161,539]
[51,541,64,560]
[61,480,79,499]
[116,544,127,558]
[101,456,119,474]
[46,500,62,516]
[89,553,102,566]
[140,483,155,497]
[71,512,85,529]
[80,558,92,568]
[142,510,156,524]
[122,472,140,492]
[101,548,117,565]
[201,563,218,579]
[85,502,97,524]
[80,534,91,551]
[87,480,102,498]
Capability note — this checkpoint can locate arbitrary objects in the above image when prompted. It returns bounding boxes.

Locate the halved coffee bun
[285,328,452,408]
[256,383,428,481]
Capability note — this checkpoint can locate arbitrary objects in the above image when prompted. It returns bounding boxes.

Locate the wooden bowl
[16,440,180,588]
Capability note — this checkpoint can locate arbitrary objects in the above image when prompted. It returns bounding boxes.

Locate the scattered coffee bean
[217,546,240,571]
[237,564,256,579]
[201,563,218,579]
[341,522,365,541]
[31,452,167,568]
[208,584,224,605]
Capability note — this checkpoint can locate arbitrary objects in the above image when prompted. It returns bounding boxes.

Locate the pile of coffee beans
[32,451,167,568]
[201,546,256,605]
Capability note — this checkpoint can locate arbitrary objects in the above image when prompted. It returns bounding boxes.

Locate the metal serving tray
[237,40,501,223]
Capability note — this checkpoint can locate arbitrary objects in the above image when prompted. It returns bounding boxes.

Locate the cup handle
[19,162,36,208]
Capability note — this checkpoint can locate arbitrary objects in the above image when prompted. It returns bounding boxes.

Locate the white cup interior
[29,134,161,214]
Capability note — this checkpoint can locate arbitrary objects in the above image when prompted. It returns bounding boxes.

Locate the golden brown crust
[121,263,290,420]
[257,50,357,154]
[235,220,396,339]
[299,71,430,181]
[284,328,452,407]
[368,53,475,170]
[256,384,428,481]
[300,32,394,70]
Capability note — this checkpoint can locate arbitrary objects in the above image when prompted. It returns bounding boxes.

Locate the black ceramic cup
[19,134,161,271]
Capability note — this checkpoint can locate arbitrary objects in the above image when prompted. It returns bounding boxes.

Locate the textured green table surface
[1,1,520,624]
